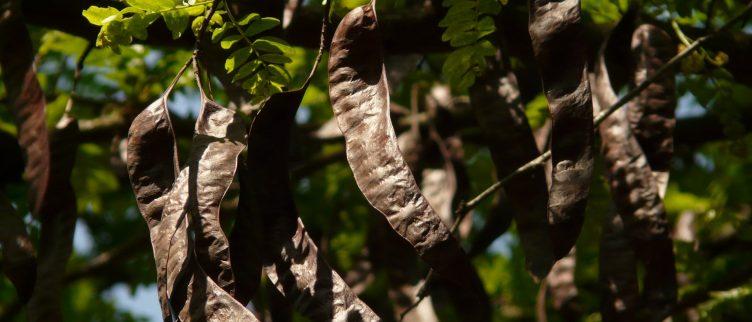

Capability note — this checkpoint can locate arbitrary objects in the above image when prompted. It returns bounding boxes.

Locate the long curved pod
[528,0,595,258]
[592,45,677,319]
[328,2,483,294]
[127,89,259,322]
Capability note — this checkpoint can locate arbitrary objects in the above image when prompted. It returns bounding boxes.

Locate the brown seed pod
[628,24,676,196]
[470,55,554,279]
[127,67,258,321]
[593,48,677,319]
[244,78,381,321]
[0,5,50,220]
[188,98,246,295]
[328,1,482,293]
[127,75,185,319]
[528,0,595,258]
[158,167,258,322]
[229,164,264,305]
[2,12,80,320]
[0,10,43,304]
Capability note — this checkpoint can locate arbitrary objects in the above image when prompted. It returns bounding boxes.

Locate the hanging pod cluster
[238,28,381,320]
[328,0,486,298]
[127,5,382,319]
[127,59,259,321]
[528,0,595,258]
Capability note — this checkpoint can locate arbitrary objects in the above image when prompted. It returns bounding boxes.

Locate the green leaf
[457,71,476,89]
[83,6,120,26]
[124,12,158,40]
[475,16,496,39]
[126,0,180,11]
[244,17,280,38]
[191,16,205,36]
[474,39,496,56]
[449,31,478,47]
[252,36,292,54]
[441,23,474,42]
[233,59,262,82]
[242,72,263,92]
[478,0,501,15]
[269,82,285,95]
[184,4,206,16]
[225,47,252,72]
[237,13,260,25]
[210,13,223,26]
[211,23,229,43]
[439,7,476,27]
[221,35,242,49]
[442,0,474,8]
[266,64,291,84]
[162,10,190,39]
[259,54,292,64]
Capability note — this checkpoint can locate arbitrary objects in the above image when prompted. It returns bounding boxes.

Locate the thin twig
[399,3,752,319]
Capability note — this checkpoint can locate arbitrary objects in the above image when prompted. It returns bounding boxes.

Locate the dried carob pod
[1,9,80,320]
[528,0,595,258]
[328,1,482,294]
[599,211,639,322]
[470,52,554,279]
[0,192,36,302]
[187,62,243,295]
[0,8,42,303]
[238,7,380,319]
[245,65,381,322]
[0,3,50,220]
[127,60,258,321]
[592,47,677,319]
[628,24,676,197]
[229,164,264,305]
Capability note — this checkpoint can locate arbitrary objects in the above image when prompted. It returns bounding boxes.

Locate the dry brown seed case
[328,2,483,297]
[127,68,259,321]
[593,48,677,319]
[528,0,595,258]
